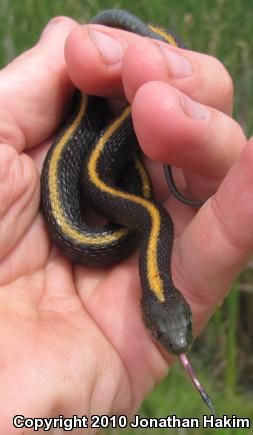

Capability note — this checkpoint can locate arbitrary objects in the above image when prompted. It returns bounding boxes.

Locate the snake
[41,9,214,413]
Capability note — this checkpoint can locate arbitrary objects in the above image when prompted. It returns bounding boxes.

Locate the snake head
[141,288,192,355]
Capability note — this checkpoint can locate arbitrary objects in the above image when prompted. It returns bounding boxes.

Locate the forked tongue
[179,353,216,415]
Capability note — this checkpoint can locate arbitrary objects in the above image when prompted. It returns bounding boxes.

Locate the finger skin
[65,24,139,97]
[65,24,240,200]
[131,81,246,199]
[0,16,77,151]
[123,37,233,114]
[65,24,233,115]
[173,137,253,333]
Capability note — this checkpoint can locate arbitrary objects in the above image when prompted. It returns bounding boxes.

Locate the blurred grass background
[1,0,253,433]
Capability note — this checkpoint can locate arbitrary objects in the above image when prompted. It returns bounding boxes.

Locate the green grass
[1,0,253,432]
[107,362,253,434]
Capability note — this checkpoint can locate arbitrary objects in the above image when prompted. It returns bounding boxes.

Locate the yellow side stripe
[48,93,128,244]
[88,107,165,302]
[148,24,179,46]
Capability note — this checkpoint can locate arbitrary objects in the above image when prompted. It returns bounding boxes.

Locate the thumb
[174,137,253,331]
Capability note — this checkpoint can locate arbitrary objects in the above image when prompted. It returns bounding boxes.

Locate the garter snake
[41,9,214,412]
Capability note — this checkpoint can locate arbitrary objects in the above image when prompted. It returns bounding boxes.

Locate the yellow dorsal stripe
[148,24,179,46]
[48,94,128,244]
[133,158,151,199]
[88,107,165,302]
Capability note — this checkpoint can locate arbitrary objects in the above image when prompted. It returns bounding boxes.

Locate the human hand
[0,15,251,433]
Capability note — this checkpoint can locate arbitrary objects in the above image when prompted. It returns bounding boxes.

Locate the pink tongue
[179,353,216,415]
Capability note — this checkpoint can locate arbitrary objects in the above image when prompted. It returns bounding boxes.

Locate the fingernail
[89,28,124,65]
[178,92,208,119]
[158,44,193,78]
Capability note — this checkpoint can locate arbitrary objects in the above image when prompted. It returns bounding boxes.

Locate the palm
[1,144,172,421]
